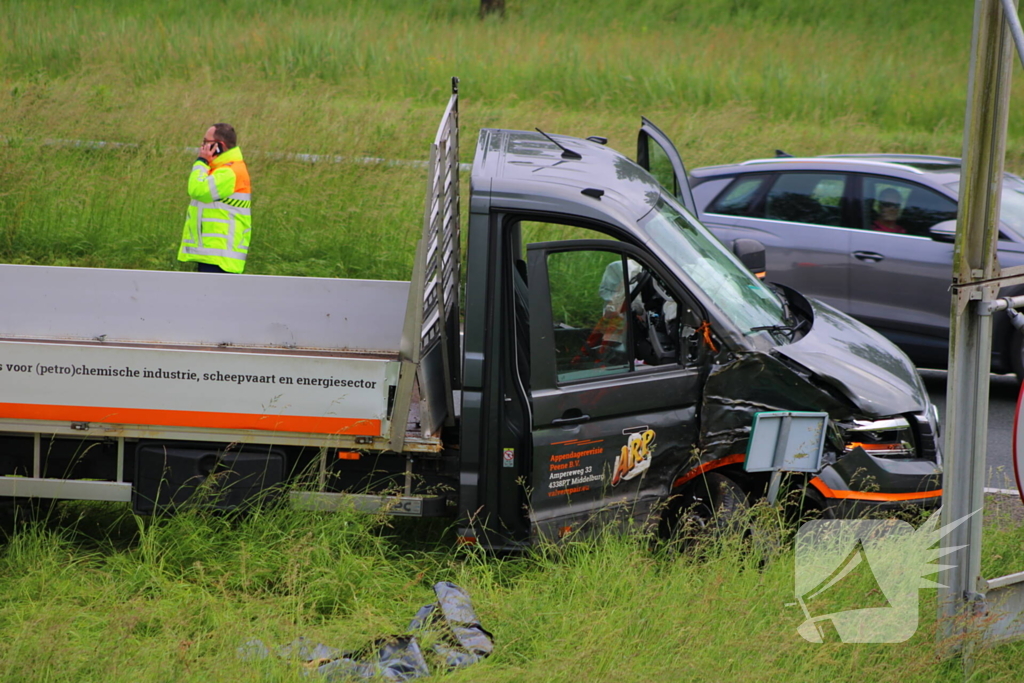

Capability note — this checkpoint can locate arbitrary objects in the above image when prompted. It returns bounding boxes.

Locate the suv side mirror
[732,238,767,278]
[929,220,957,243]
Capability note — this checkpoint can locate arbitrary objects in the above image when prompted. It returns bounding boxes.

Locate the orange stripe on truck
[809,476,942,502]
[673,453,746,489]
[0,402,381,436]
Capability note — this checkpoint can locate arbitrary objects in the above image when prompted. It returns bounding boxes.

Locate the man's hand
[198,141,217,164]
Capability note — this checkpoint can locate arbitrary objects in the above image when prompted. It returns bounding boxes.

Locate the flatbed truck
[0,80,943,549]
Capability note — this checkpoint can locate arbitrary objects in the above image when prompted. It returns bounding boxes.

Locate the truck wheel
[796,486,835,522]
[0,498,52,539]
[659,471,748,542]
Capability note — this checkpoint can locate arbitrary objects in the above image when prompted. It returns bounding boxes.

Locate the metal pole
[938,0,1016,660]
[1000,0,1024,68]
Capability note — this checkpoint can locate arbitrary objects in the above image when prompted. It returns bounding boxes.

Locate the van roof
[471,129,661,225]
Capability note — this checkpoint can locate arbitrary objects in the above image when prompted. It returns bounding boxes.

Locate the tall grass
[0,0,985,134]
[3,0,1020,275]
[3,3,1024,678]
[0,0,1011,141]
[2,500,1023,682]
[0,0,987,133]
[0,141,425,277]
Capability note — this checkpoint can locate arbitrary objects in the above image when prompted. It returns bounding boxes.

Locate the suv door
[846,175,959,365]
[637,117,698,217]
[526,239,705,539]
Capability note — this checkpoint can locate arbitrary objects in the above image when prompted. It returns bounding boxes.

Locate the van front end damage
[812,415,943,518]
[694,323,942,519]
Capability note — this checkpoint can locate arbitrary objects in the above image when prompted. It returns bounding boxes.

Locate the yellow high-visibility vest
[178,146,252,273]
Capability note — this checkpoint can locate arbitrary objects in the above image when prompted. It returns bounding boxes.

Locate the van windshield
[640,198,790,337]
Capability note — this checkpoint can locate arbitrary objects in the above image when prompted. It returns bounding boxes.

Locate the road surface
[921,369,1020,491]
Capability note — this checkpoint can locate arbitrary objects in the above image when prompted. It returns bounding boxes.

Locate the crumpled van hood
[774,298,927,417]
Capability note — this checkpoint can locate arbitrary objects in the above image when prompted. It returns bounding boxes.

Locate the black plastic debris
[239,581,493,681]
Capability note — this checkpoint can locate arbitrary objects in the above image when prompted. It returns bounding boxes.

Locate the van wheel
[795,486,834,523]
[659,471,748,542]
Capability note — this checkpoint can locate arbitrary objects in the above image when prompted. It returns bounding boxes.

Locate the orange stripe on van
[809,476,942,502]
[672,453,746,489]
[0,402,380,436]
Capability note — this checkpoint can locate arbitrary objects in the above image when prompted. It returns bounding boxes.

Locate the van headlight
[843,416,915,458]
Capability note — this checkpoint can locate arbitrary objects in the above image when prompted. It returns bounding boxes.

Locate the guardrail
[0,135,473,172]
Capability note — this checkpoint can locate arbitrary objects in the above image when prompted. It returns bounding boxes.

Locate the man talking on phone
[178,123,252,273]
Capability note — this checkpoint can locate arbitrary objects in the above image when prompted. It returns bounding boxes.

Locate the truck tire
[797,486,835,522]
[659,471,748,543]
[0,497,55,538]
[0,498,16,539]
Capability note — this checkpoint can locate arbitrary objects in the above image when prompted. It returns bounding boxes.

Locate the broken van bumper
[810,445,943,518]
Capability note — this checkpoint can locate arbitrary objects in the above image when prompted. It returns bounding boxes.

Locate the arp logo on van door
[611,429,656,486]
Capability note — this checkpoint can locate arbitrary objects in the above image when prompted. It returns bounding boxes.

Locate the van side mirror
[732,238,767,279]
[929,220,957,243]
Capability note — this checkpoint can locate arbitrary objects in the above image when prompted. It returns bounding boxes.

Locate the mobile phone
[213,142,224,155]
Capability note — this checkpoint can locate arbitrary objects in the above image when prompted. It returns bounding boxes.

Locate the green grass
[0,0,991,133]
[4,1,1024,679]
[3,0,1024,275]
[2,500,1023,682]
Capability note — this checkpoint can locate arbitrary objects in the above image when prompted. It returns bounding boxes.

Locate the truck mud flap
[133,443,285,514]
[289,491,448,517]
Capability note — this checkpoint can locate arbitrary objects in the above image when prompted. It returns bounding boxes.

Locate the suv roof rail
[821,153,961,165]
[736,156,931,174]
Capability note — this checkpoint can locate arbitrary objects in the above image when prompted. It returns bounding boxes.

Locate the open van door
[637,117,698,217]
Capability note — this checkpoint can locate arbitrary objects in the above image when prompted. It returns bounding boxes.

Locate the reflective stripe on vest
[186,200,250,252]
[190,198,251,215]
[206,174,220,201]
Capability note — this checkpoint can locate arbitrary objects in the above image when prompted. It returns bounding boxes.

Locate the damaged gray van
[458,118,943,547]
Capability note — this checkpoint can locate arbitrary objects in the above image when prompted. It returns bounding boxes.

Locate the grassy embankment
[4,0,1024,277]
[3,1,1024,680]
[2,500,1024,682]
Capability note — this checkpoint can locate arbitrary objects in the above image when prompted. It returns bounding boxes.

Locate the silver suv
[690,154,1024,380]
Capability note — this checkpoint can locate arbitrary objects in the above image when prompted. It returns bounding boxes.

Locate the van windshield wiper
[749,318,808,341]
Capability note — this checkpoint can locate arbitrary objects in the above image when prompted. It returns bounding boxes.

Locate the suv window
[708,174,769,216]
[764,173,849,227]
[860,176,958,237]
